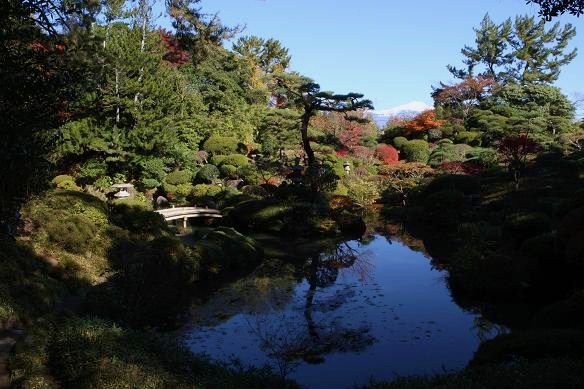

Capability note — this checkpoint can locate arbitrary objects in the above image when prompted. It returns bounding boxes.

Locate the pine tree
[274,73,373,166]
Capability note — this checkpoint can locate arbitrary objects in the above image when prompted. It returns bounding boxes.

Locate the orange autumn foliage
[404,110,443,134]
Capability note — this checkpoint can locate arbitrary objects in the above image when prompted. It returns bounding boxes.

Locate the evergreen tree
[274,73,373,165]
[449,14,577,85]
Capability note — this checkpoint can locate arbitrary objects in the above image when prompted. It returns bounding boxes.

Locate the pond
[182,232,507,388]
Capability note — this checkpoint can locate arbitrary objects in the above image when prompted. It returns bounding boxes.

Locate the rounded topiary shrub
[209,155,226,166]
[393,136,408,149]
[140,178,160,189]
[401,140,430,163]
[190,184,222,200]
[196,164,220,183]
[455,131,482,146]
[164,170,193,186]
[202,135,240,155]
[46,214,98,253]
[51,175,80,190]
[174,183,194,197]
[504,212,552,246]
[242,185,269,199]
[220,154,249,168]
[220,164,238,178]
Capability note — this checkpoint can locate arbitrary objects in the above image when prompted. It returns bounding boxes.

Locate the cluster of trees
[2,0,382,215]
[379,13,582,188]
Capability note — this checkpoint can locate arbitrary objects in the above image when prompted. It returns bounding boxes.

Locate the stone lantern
[343,161,351,174]
[112,183,134,199]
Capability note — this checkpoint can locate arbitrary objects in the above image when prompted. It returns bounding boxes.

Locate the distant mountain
[372,101,433,129]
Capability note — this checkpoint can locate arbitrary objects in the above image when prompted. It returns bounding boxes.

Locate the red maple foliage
[433,76,496,119]
[498,133,540,164]
[498,133,540,189]
[375,144,399,164]
[336,148,349,157]
[404,110,443,134]
[439,161,483,175]
[160,30,190,68]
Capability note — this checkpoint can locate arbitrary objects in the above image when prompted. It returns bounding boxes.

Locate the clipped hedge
[165,170,193,186]
[196,165,220,183]
[401,140,430,163]
[191,184,222,200]
[203,135,240,155]
[393,136,408,149]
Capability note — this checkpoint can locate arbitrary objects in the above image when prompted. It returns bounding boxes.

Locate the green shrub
[174,183,194,197]
[141,178,160,189]
[467,147,499,167]
[242,185,269,198]
[78,159,108,183]
[45,214,98,254]
[202,135,240,155]
[196,227,263,275]
[51,175,75,186]
[196,165,220,183]
[220,164,238,178]
[427,128,442,141]
[393,136,408,149]
[424,174,480,195]
[165,170,193,185]
[136,157,167,183]
[342,176,380,206]
[455,130,482,146]
[210,155,227,166]
[191,184,222,200]
[220,154,250,168]
[91,236,198,326]
[237,165,260,185]
[428,143,472,166]
[94,176,114,192]
[504,212,552,246]
[51,175,80,191]
[401,140,430,163]
[110,200,166,234]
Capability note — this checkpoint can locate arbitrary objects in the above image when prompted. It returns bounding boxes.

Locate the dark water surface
[183,234,506,388]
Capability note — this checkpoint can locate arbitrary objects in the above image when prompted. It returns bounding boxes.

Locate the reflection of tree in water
[248,241,376,378]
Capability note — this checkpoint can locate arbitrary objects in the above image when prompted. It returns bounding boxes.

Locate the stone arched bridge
[155,207,222,228]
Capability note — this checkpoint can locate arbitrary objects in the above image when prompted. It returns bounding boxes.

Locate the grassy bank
[1,190,294,388]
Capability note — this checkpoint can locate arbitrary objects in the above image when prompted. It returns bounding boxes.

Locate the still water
[183,234,505,388]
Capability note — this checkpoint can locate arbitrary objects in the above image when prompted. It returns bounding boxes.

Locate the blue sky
[182,0,583,113]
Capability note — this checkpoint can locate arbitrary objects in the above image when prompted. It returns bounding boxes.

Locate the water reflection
[184,234,505,388]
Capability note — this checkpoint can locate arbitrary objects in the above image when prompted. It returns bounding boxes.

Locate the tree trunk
[301,113,315,165]
[115,68,120,124]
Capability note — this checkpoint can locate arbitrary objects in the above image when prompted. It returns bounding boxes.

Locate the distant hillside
[372,101,433,128]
